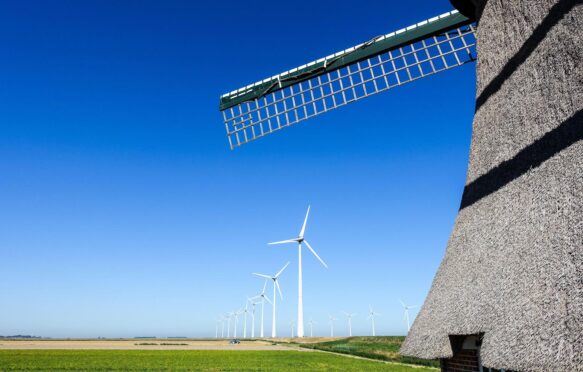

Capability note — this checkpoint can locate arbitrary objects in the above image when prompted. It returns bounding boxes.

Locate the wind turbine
[215,319,219,339]
[253,262,290,338]
[308,318,316,337]
[226,312,234,338]
[220,316,226,338]
[269,206,327,338]
[233,309,241,338]
[252,280,272,338]
[242,302,249,338]
[247,296,259,338]
[368,306,381,336]
[328,315,337,337]
[343,312,357,337]
[400,300,417,333]
[290,320,296,338]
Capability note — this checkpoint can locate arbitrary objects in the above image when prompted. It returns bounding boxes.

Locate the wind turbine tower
[269,206,327,338]
[253,262,290,338]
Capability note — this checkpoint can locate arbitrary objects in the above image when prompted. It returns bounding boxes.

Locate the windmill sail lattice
[219,10,476,149]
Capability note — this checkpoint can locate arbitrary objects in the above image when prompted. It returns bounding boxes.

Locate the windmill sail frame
[219,10,476,149]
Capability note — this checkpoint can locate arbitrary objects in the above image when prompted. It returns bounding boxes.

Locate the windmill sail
[219,10,476,149]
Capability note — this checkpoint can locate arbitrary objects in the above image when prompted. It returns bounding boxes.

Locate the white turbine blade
[409,305,418,309]
[304,240,328,268]
[262,280,268,294]
[399,299,407,308]
[253,273,272,280]
[263,294,273,305]
[275,261,290,278]
[275,280,284,300]
[299,205,310,238]
[268,239,297,245]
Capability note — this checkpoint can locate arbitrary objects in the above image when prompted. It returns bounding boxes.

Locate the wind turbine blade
[275,261,290,277]
[268,239,297,245]
[304,240,328,268]
[276,280,283,300]
[262,280,267,294]
[299,205,310,238]
[409,305,418,309]
[253,273,272,280]
[399,299,406,308]
[263,295,273,305]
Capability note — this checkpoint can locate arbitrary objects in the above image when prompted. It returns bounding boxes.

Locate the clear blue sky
[0,0,475,338]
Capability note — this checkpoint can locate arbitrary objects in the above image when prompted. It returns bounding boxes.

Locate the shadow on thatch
[460,108,583,209]
[475,0,577,112]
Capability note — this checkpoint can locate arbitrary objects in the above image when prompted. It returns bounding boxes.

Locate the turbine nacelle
[268,206,328,268]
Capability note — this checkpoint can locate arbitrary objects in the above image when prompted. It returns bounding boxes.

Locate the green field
[299,337,440,368]
[0,350,435,371]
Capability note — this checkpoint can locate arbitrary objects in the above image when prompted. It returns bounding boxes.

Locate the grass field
[298,336,440,368]
[0,350,435,371]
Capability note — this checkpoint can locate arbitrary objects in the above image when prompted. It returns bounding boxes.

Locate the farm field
[0,350,435,371]
[298,336,440,368]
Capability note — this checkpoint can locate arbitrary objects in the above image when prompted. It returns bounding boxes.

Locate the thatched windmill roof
[400,1,582,371]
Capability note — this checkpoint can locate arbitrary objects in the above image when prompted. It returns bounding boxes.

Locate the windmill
[368,306,380,336]
[247,296,259,338]
[218,11,476,149]
[308,318,316,338]
[253,262,290,338]
[218,1,583,370]
[226,312,234,338]
[233,309,241,338]
[343,311,357,337]
[400,300,417,333]
[242,302,249,338]
[268,206,328,338]
[290,320,296,338]
[252,280,272,338]
[328,315,337,337]
[220,315,226,338]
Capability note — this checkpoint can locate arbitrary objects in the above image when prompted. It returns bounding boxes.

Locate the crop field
[299,336,440,368]
[0,350,435,371]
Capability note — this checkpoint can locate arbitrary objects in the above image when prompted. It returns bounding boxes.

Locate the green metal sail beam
[219,10,471,111]
[219,10,477,149]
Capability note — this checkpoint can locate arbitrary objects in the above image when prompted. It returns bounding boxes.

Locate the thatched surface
[400,1,582,371]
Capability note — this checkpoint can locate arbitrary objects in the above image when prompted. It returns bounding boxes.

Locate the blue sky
[0,0,475,338]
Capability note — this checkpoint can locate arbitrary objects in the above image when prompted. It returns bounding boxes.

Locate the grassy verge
[298,336,439,368]
[0,350,436,371]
